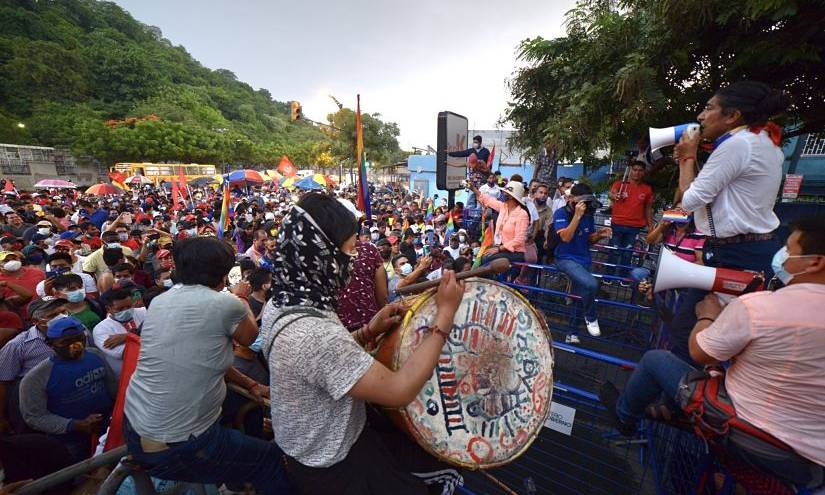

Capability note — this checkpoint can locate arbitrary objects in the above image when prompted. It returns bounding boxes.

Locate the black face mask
[52,335,86,361]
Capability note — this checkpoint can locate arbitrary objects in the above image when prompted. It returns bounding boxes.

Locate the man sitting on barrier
[602,215,825,490]
[19,316,117,463]
[550,183,612,342]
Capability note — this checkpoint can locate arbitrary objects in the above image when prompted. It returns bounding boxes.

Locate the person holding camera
[550,183,612,343]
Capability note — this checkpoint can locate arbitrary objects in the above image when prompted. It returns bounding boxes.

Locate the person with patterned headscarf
[261,192,466,495]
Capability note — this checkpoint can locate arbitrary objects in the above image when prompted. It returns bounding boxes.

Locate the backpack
[676,366,791,451]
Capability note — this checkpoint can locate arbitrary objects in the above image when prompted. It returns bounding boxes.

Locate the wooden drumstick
[396,258,510,296]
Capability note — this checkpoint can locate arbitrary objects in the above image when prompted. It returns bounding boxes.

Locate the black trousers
[285,406,463,495]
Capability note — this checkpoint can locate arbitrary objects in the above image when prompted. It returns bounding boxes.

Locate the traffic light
[290,101,302,121]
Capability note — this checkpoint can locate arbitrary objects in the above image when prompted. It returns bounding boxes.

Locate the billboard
[437,111,469,191]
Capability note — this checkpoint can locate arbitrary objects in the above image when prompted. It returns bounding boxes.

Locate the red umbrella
[85,183,122,196]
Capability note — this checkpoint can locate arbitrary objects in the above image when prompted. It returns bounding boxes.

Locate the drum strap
[264,307,326,360]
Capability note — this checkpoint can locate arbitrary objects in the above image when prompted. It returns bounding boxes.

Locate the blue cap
[59,231,81,241]
[46,316,86,339]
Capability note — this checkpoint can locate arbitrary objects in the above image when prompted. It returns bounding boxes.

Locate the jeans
[124,416,292,495]
[668,237,780,365]
[465,190,478,210]
[555,259,599,322]
[608,224,642,276]
[616,350,695,425]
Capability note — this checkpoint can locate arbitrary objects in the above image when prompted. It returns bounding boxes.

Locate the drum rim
[393,277,555,469]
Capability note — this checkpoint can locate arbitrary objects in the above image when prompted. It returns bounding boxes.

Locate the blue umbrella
[294,176,323,190]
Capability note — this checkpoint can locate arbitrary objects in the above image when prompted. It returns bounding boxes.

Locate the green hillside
[0,0,331,166]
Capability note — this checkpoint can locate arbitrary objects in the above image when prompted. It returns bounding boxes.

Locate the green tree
[327,108,404,167]
[506,0,825,163]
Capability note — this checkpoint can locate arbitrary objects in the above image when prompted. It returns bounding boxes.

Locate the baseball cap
[0,236,17,245]
[22,245,45,257]
[54,240,75,250]
[30,233,50,244]
[28,296,68,319]
[59,231,82,241]
[46,316,86,340]
[0,251,17,261]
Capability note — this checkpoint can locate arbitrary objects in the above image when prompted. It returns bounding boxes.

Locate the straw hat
[501,181,527,207]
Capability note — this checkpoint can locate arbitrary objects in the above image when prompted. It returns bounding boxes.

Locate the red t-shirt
[0,267,46,316]
[610,180,653,228]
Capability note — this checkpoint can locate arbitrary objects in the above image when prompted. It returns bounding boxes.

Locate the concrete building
[0,143,107,190]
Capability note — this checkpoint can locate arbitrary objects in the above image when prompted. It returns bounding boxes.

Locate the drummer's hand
[435,270,465,316]
[368,301,409,338]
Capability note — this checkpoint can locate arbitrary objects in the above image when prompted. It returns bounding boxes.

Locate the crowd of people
[0,80,821,494]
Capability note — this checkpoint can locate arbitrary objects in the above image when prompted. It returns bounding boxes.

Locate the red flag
[2,180,15,193]
[177,165,187,188]
[171,178,181,210]
[104,333,140,451]
[487,144,496,172]
[277,156,297,177]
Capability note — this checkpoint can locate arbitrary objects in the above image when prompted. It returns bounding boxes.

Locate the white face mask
[38,227,51,236]
[162,278,174,288]
[400,263,413,276]
[370,233,380,241]
[458,235,466,242]
[472,142,480,150]
[3,260,21,272]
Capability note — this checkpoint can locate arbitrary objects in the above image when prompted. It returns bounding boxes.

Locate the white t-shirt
[261,305,374,467]
[479,183,501,200]
[91,307,147,377]
[681,128,783,237]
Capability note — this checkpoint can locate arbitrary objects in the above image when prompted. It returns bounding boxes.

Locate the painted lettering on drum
[396,281,554,466]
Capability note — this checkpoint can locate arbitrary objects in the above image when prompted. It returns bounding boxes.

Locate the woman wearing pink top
[467,180,530,266]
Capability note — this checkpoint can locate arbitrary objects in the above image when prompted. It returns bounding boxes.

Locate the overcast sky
[112,0,575,149]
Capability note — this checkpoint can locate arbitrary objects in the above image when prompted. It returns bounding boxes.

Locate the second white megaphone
[653,248,764,295]
[649,123,700,151]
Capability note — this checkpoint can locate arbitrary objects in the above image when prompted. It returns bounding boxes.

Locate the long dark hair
[715,81,789,126]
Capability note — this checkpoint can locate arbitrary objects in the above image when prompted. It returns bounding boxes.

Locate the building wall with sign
[783,133,825,199]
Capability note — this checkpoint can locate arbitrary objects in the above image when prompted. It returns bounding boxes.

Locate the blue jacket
[449,146,490,163]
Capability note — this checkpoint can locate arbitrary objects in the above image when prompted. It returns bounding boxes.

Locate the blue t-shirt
[553,208,594,266]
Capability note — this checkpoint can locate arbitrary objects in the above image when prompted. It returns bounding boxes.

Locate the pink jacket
[478,193,529,253]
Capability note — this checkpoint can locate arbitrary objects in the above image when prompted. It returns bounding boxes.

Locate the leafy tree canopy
[505,0,825,163]
[0,0,401,169]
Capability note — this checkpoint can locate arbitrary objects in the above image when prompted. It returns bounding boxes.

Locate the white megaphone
[649,123,701,151]
[653,248,764,295]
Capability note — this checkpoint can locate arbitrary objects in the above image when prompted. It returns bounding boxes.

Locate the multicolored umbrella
[85,183,122,196]
[126,175,152,185]
[279,176,296,189]
[295,175,324,190]
[227,169,264,184]
[33,179,77,189]
[264,170,282,182]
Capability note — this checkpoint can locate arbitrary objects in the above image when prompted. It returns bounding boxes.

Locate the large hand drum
[376,278,554,469]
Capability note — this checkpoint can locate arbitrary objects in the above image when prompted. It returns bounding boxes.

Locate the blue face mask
[771,246,817,285]
[65,289,85,303]
[112,308,134,323]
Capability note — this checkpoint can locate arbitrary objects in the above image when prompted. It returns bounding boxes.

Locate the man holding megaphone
[664,81,789,363]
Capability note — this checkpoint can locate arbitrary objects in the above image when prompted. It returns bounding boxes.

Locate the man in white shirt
[670,81,789,365]
[478,174,501,201]
[92,284,147,377]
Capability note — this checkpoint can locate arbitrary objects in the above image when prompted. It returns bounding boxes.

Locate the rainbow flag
[445,214,455,241]
[425,200,434,221]
[355,95,372,222]
[472,219,495,268]
[217,181,230,239]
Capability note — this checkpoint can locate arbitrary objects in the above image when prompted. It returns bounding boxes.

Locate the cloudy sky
[113,0,575,149]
